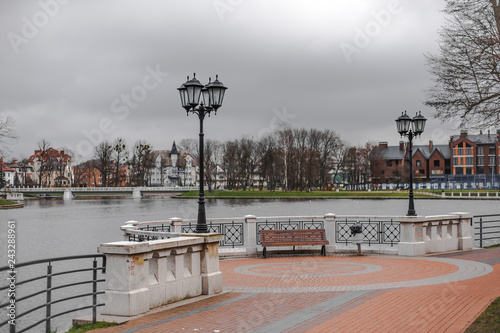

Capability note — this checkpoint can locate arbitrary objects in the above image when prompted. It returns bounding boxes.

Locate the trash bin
[350,223,363,255]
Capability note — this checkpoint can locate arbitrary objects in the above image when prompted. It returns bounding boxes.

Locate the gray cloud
[0,0,453,161]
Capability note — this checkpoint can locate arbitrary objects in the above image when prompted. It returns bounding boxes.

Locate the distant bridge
[10,186,198,198]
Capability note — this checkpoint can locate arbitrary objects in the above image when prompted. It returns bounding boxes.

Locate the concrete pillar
[244,215,257,255]
[450,212,473,251]
[184,233,223,295]
[132,188,142,198]
[100,249,150,316]
[398,217,426,256]
[63,189,74,200]
[120,220,139,241]
[324,213,336,254]
[170,217,183,233]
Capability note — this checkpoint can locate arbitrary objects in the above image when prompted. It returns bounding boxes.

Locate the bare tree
[0,115,17,155]
[204,139,221,192]
[130,140,153,186]
[425,0,500,128]
[113,137,128,186]
[94,141,114,187]
[36,139,51,186]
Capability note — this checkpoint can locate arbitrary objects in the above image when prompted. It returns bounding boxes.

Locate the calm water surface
[1,196,499,262]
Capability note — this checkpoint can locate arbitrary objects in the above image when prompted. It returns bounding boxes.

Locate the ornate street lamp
[178,74,227,233]
[395,111,427,216]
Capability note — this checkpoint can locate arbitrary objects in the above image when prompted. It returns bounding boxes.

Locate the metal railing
[473,214,500,247]
[11,186,198,192]
[335,218,400,246]
[0,254,106,333]
[183,221,245,248]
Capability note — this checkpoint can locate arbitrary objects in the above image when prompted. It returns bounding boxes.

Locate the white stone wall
[98,234,223,317]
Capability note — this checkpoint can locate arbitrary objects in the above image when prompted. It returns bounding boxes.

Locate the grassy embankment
[178,189,434,198]
[0,198,16,205]
[465,297,500,332]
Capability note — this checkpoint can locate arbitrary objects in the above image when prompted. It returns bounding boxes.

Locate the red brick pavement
[93,249,500,333]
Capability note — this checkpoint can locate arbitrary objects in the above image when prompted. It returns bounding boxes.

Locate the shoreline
[0,202,24,209]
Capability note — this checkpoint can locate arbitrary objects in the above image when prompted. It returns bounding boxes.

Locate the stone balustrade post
[120,220,139,241]
[183,233,224,295]
[323,213,336,254]
[398,216,426,256]
[170,217,183,233]
[244,215,258,255]
[450,212,473,251]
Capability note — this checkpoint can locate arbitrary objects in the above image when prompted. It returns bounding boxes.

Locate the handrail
[10,186,199,192]
[0,254,106,333]
[472,214,500,248]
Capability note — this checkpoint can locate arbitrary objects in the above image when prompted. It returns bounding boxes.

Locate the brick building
[372,130,500,185]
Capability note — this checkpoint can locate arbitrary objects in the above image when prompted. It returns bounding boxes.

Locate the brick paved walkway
[94,248,500,333]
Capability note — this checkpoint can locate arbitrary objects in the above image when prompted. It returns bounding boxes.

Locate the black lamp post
[395,111,427,216]
[178,74,227,233]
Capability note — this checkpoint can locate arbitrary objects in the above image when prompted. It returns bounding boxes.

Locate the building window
[490,156,496,165]
[416,160,422,167]
[434,160,440,167]
[478,147,484,155]
[465,157,473,165]
[386,161,392,167]
[465,147,472,155]
[453,157,458,165]
[457,148,463,155]
[478,157,484,165]
[419,169,425,175]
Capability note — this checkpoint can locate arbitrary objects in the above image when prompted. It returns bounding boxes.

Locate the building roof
[451,132,499,145]
[0,162,15,172]
[413,144,451,159]
[28,148,72,163]
[379,143,451,160]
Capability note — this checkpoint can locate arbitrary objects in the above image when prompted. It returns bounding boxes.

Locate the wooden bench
[260,229,329,258]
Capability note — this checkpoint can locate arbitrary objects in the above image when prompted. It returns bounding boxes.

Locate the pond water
[1,196,499,262]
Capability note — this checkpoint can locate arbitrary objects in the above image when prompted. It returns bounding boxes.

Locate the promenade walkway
[94,248,500,333]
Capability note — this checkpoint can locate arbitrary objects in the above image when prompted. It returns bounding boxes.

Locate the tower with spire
[169,141,179,167]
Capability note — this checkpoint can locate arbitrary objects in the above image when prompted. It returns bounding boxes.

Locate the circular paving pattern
[221,256,493,293]
[234,262,383,277]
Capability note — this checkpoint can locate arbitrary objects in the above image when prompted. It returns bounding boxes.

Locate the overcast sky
[0,0,456,161]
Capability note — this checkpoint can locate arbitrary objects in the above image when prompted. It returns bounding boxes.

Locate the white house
[149,142,198,187]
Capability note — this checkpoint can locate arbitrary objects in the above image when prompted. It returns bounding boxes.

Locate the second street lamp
[178,74,227,233]
[395,111,427,216]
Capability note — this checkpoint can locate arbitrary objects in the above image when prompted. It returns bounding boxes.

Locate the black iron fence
[472,214,500,248]
[336,218,400,246]
[0,254,106,333]
[182,221,244,248]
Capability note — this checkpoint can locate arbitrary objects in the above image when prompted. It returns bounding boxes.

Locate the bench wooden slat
[260,229,329,257]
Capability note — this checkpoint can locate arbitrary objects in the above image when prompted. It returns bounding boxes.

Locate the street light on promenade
[395,111,427,216]
[178,74,227,233]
